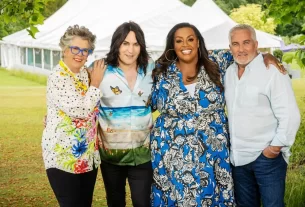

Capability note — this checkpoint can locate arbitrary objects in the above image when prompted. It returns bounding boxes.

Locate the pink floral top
[42,61,101,174]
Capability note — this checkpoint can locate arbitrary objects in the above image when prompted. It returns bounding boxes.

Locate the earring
[165,49,178,62]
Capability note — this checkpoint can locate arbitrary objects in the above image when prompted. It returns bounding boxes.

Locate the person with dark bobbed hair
[42,25,106,206]
[150,22,283,206]
[95,21,154,207]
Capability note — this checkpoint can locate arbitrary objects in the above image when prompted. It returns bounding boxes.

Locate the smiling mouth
[74,58,83,62]
[181,50,192,55]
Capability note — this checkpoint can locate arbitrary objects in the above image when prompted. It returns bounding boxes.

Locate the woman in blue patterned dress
[150,22,235,206]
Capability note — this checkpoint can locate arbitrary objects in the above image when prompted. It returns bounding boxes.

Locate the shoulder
[146,58,155,73]
[48,65,64,80]
[268,65,290,82]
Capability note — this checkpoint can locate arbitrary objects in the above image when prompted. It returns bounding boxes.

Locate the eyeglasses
[69,46,93,56]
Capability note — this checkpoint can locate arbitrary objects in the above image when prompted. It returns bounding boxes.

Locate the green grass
[0,69,304,206]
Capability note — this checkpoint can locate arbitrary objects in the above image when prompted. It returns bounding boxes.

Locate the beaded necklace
[59,60,88,96]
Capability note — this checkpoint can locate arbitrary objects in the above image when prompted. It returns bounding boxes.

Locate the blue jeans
[232,153,287,207]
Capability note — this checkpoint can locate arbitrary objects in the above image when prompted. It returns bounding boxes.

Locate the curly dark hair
[152,22,224,91]
[105,21,149,75]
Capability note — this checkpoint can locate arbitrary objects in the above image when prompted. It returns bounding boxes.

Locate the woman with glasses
[42,25,106,207]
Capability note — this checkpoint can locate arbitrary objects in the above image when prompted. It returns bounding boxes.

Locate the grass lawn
[0,68,304,206]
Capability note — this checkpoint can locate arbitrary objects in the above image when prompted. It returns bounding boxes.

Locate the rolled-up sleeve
[268,69,301,147]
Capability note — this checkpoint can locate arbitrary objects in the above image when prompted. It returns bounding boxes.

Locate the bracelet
[267,146,280,155]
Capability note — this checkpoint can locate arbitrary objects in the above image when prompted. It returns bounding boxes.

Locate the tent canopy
[1,0,282,72]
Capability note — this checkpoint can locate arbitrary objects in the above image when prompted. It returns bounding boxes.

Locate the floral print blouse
[42,61,101,174]
[150,50,235,206]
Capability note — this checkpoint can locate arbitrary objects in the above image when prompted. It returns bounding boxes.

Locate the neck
[176,60,197,74]
[118,61,138,72]
[63,60,81,73]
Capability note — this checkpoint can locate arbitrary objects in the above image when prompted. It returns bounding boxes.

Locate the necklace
[59,60,88,96]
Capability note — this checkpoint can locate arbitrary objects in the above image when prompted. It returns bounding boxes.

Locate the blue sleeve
[209,50,234,76]
[150,75,161,111]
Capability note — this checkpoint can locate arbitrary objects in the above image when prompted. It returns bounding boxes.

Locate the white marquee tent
[0,0,281,75]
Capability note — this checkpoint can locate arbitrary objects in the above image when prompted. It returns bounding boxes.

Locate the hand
[262,146,281,159]
[263,53,287,75]
[43,115,47,128]
[89,59,107,88]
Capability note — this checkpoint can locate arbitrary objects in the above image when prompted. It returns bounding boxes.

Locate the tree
[265,0,305,69]
[180,0,196,6]
[0,0,67,39]
[230,4,276,34]
[0,0,52,38]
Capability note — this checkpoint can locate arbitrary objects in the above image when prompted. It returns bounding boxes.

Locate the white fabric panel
[0,0,282,72]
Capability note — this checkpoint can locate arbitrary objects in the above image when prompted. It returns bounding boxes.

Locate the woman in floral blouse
[150,23,235,206]
[42,25,106,207]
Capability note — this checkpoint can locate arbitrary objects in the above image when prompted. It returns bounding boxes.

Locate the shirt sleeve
[268,68,301,147]
[150,74,161,112]
[209,50,234,77]
[47,72,101,119]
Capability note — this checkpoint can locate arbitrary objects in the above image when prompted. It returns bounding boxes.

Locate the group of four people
[42,21,300,207]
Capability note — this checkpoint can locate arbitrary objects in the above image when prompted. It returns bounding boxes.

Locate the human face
[174,27,199,63]
[118,31,140,68]
[63,36,90,72]
[229,29,258,67]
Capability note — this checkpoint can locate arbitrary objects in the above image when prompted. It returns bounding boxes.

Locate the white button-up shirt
[224,54,301,166]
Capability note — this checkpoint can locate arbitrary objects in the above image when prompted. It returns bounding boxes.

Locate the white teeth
[182,50,191,54]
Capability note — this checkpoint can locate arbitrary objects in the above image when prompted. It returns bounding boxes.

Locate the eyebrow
[175,35,195,38]
[123,40,138,44]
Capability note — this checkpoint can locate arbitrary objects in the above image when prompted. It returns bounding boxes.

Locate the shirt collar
[232,53,262,72]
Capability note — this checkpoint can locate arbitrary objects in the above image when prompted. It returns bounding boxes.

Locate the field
[0,68,304,206]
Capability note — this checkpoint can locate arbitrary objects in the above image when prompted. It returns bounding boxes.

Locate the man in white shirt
[224,24,301,207]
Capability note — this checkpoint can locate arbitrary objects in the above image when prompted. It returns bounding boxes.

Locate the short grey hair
[59,25,96,54]
[228,24,257,44]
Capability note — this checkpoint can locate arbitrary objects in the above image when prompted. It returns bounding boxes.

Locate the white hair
[228,24,257,44]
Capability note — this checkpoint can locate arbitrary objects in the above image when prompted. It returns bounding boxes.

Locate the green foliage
[0,0,67,39]
[214,0,264,14]
[0,0,51,38]
[276,19,305,37]
[265,0,305,25]
[230,4,276,34]
[6,69,47,85]
[273,49,283,61]
[180,0,196,6]
[282,52,295,64]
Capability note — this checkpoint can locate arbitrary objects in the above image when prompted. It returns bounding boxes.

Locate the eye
[134,42,139,46]
[188,38,194,42]
[175,39,182,43]
[71,46,80,53]
[122,42,129,46]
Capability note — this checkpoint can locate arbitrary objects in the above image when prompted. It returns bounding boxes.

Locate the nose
[238,44,244,52]
[127,45,134,53]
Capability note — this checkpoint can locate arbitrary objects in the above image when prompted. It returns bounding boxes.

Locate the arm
[209,50,234,76]
[264,68,301,156]
[262,53,287,74]
[150,74,161,113]
[47,72,101,119]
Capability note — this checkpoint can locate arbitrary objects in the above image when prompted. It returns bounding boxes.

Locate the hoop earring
[165,49,178,62]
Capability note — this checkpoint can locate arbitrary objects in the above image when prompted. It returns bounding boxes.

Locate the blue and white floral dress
[150,51,235,206]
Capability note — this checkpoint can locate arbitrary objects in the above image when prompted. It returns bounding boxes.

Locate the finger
[96,59,103,69]
[93,60,98,68]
